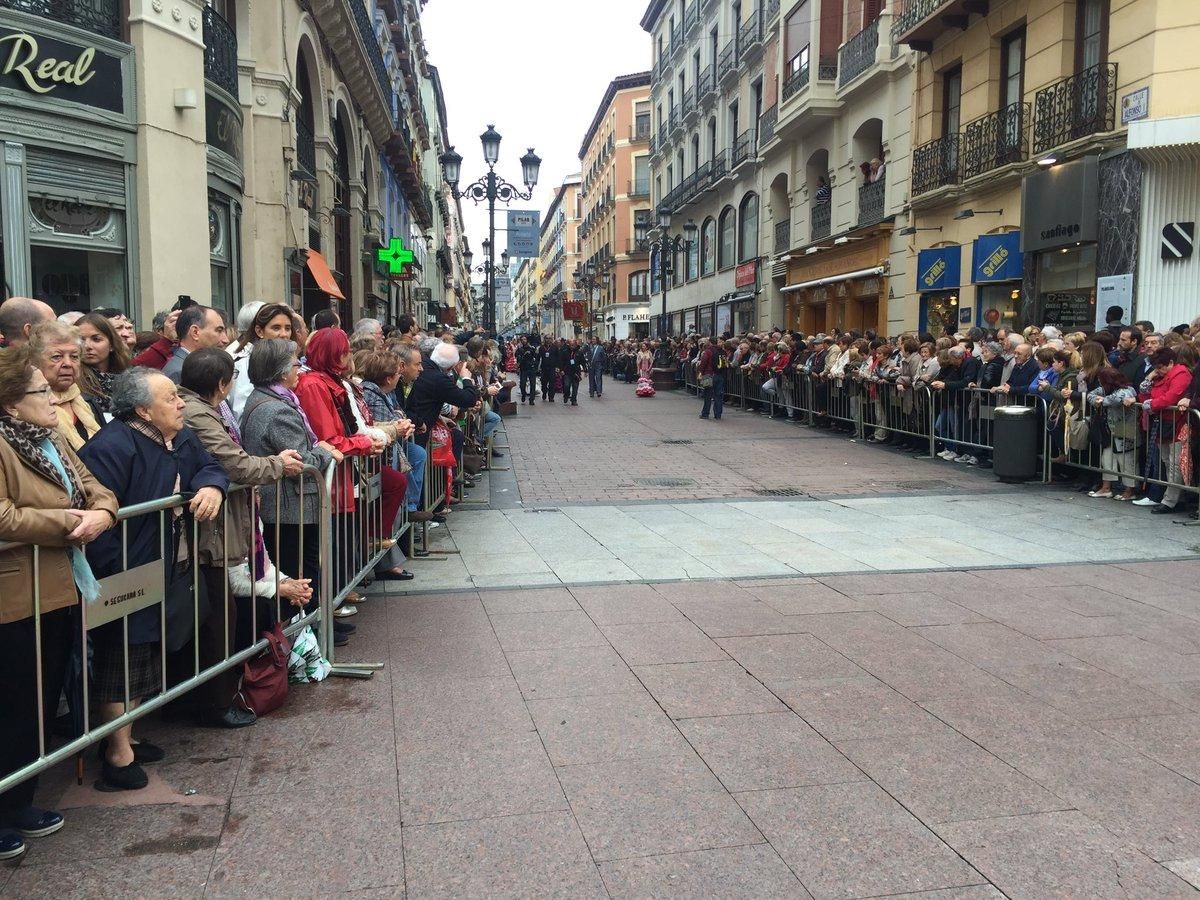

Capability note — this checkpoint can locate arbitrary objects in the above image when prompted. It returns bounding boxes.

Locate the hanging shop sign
[0,26,125,114]
[1021,156,1100,253]
[377,236,414,275]
[971,232,1023,282]
[562,300,584,321]
[917,247,961,291]
[735,259,758,289]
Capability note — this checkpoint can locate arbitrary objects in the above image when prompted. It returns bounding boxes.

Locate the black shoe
[1150,504,1177,514]
[491,450,504,458]
[97,760,148,791]
[98,738,164,764]
[212,706,257,729]
[15,807,64,838]
[571,401,578,406]
[333,620,356,634]
[0,832,25,861]
[334,632,350,647]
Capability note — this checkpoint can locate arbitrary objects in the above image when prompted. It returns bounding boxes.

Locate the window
[728,100,740,144]
[1075,0,1108,73]
[629,269,650,299]
[752,78,763,126]
[691,134,700,170]
[707,117,718,161]
[701,217,716,275]
[941,65,962,137]
[672,246,684,286]
[651,246,662,294]
[1000,28,1025,109]
[784,1,810,69]
[738,192,759,263]
[687,233,699,280]
[634,156,650,195]
[718,206,736,269]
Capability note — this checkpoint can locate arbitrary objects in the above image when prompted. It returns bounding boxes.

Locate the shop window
[31,246,126,315]
[718,206,736,269]
[209,195,239,318]
[738,192,759,263]
[922,291,960,338]
[1038,244,1097,330]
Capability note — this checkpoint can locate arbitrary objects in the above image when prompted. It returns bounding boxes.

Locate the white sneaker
[954,453,972,463]
[937,449,955,460]
[1131,497,1157,507]
[965,455,979,466]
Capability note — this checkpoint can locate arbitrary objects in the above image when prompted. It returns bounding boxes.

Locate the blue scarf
[40,438,101,605]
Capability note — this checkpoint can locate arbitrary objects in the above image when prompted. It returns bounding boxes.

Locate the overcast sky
[421,0,652,267]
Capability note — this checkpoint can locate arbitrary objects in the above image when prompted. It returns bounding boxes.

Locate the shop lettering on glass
[0,27,124,113]
[205,94,243,162]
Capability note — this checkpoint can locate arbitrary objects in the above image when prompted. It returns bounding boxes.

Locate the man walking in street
[562,339,585,406]
[539,339,559,402]
[517,335,539,405]
[587,335,606,398]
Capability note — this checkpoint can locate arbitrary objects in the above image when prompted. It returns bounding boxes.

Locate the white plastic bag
[287,619,332,683]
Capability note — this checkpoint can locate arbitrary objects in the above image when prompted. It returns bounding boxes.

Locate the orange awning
[305,249,345,300]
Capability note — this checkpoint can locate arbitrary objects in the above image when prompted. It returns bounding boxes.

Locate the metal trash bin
[992,405,1039,483]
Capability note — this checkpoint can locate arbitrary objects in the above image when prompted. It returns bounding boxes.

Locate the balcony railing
[774,218,791,255]
[764,0,780,24]
[632,120,652,142]
[838,15,880,88]
[684,0,698,33]
[737,9,761,53]
[731,129,757,168]
[891,0,947,44]
[296,116,316,178]
[202,6,239,99]
[658,124,669,149]
[962,102,1028,180]
[1032,63,1118,157]
[628,238,652,254]
[858,178,886,226]
[682,85,695,117]
[710,149,729,182]
[629,178,651,198]
[697,65,714,101]
[811,202,831,241]
[819,58,839,81]
[669,106,680,131]
[911,134,959,196]
[718,40,736,79]
[1,0,122,39]
[350,0,393,107]
[759,104,778,146]
[782,59,810,101]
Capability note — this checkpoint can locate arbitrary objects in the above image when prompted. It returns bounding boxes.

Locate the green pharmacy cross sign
[378,237,414,275]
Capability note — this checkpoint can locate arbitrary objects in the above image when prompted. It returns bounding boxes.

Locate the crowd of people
[0,296,512,860]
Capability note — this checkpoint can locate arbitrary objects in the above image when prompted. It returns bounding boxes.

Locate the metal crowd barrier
[0,462,362,798]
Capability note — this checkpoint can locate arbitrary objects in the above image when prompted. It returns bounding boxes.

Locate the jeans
[589,367,603,396]
[563,376,579,403]
[404,441,427,512]
[482,409,501,440]
[701,374,725,419]
[541,370,556,400]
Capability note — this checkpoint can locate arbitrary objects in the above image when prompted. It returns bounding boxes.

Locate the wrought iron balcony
[0,0,122,39]
[629,178,651,198]
[710,149,729,182]
[350,0,393,108]
[632,120,652,142]
[759,104,778,146]
[838,14,880,88]
[857,178,886,226]
[1032,63,1117,157]
[782,59,810,101]
[731,129,757,169]
[684,0,699,33]
[628,238,652,254]
[774,218,791,255]
[962,102,1028,180]
[718,40,736,81]
[202,6,238,99]
[697,65,714,102]
[819,58,839,81]
[737,9,761,55]
[911,134,960,196]
[892,0,988,50]
[682,85,695,117]
[764,0,780,25]
[811,202,831,241]
[669,106,680,131]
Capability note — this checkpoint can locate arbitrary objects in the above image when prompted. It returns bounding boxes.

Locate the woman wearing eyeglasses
[0,346,118,862]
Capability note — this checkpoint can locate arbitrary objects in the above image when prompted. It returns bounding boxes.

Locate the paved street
[9,384,1200,897]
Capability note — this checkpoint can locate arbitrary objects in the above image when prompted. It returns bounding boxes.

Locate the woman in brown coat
[0,346,118,861]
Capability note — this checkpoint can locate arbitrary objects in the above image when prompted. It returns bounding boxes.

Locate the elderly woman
[239,340,343,639]
[0,347,117,860]
[77,312,131,416]
[29,321,103,449]
[228,303,295,419]
[180,348,305,727]
[78,368,228,791]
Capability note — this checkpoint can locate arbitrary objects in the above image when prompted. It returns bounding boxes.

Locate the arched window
[650,246,662,294]
[718,206,736,270]
[687,232,699,280]
[700,217,716,276]
[629,269,649,299]
[738,192,759,263]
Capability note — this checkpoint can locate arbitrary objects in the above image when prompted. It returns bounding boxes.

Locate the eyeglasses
[24,386,52,397]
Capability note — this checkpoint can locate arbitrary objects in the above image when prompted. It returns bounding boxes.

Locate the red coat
[758,351,778,372]
[1142,363,1193,442]
[132,337,173,369]
[772,352,792,374]
[296,371,376,512]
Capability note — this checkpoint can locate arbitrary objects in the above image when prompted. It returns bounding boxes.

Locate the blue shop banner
[972,232,1023,283]
[917,247,961,292]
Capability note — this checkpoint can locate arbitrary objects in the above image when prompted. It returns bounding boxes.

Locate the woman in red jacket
[1140,346,1194,514]
[296,329,405,598]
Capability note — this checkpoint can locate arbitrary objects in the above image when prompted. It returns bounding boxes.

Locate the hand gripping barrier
[0,461,403,798]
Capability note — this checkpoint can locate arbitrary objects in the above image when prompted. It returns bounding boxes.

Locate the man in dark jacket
[517,336,539,405]
[538,341,559,402]
[1115,327,1147,385]
[586,336,606,398]
[406,343,481,440]
[1000,343,1038,396]
[562,340,585,406]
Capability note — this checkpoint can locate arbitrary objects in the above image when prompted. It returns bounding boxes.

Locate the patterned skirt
[92,641,162,704]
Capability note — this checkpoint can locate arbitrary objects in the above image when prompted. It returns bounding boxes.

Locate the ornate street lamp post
[439,126,540,333]
[635,206,697,339]
[572,260,611,339]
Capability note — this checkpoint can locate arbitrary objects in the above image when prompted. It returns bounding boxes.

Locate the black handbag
[163,514,210,653]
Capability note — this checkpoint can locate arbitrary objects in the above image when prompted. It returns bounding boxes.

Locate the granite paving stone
[632,659,789,719]
[506,644,642,700]
[528,691,690,765]
[570,583,686,625]
[4,852,216,900]
[715,633,868,685]
[489,608,609,652]
[598,843,811,899]
[773,677,948,741]
[735,781,985,899]
[403,811,605,899]
[601,619,729,665]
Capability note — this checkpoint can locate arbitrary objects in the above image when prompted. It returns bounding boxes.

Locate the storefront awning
[1128,115,1200,163]
[306,250,345,300]
[781,266,886,293]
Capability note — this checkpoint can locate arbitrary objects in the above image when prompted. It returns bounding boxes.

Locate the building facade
[578,72,654,340]
[898,0,1200,336]
[536,174,581,339]
[0,0,466,330]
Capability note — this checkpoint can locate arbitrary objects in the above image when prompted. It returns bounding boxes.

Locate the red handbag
[236,622,290,716]
[430,421,456,468]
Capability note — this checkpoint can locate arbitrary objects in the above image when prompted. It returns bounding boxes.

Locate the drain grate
[753,488,806,497]
[525,507,562,513]
[896,480,945,490]
[661,439,694,445]
[633,477,698,487]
